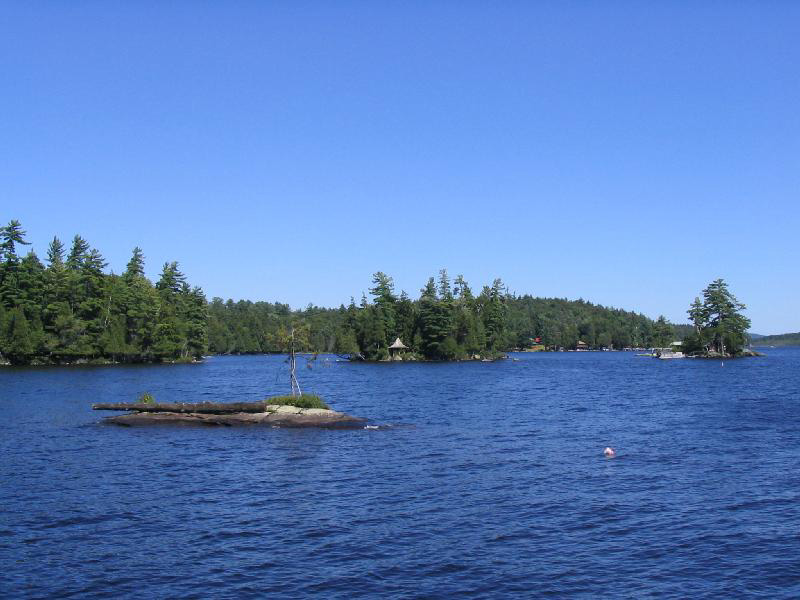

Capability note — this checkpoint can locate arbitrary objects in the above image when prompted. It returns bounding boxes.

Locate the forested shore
[207,272,663,360]
[751,332,800,347]
[2,220,671,365]
[0,221,207,365]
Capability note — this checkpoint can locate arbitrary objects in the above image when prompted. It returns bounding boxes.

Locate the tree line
[749,332,800,347]
[0,220,207,365]
[207,270,665,360]
[3,220,704,365]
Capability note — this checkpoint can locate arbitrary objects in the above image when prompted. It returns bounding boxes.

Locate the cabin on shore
[576,340,589,351]
[388,338,409,360]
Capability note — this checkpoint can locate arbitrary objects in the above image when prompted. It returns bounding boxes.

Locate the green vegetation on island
[681,279,752,357]
[265,394,329,410]
[208,270,663,360]
[0,220,207,365]
[2,220,763,365]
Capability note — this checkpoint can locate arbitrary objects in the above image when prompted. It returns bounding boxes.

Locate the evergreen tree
[152,262,186,359]
[0,222,206,364]
[46,237,65,268]
[183,286,209,359]
[684,279,751,355]
[417,277,452,359]
[361,306,388,359]
[125,247,145,279]
[66,235,90,270]
[0,220,31,306]
[482,279,507,350]
[4,307,33,364]
[651,315,674,348]
[0,220,31,262]
[394,291,416,347]
[120,249,158,357]
[369,271,397,346]
[453,274,472,301]
[437,269,453,302]
[42,237,71,353]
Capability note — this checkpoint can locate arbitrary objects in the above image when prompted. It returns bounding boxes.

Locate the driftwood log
[92,402,271,414]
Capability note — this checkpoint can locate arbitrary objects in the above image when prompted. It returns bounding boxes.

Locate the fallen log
[92,402,269,414]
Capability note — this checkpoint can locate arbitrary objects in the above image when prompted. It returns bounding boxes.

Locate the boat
[652,347,685,359]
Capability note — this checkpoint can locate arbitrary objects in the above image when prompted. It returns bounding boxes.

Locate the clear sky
[2,2,798,334]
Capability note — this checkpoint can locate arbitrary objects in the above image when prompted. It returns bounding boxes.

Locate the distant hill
[752,332,800,347]
[672,326,767,343]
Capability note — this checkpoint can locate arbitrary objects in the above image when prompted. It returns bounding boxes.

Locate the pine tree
[418,277,452,359]
[0,220,31,261]
[66,235,90,270]
[120,249,158,357]
[4,307,34,364]
[394,291,416,348]
[361,306,387,359]
[453,274,472,301]
[183,286,209,359]
[125,247,145,279]
[0,220,31,306]
[369,271,397,346]
[46,237,65,268]
[152,262,186,359]
[651,315,673,348]
[688,279,751,355]
[482,279,507,351]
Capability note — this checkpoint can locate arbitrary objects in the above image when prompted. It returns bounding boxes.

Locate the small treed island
[0,220,757,366]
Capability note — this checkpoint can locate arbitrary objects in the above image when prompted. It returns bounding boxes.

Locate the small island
[93,395,366,428]
[681,279,760,358]
[94,336,366,428]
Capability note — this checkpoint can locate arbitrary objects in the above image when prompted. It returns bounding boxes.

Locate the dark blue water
[2,350,799,598]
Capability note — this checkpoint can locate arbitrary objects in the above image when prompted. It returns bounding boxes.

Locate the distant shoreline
[4,347,791,368]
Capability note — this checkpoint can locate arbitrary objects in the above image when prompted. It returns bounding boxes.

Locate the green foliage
[417,277,453,359]
[206,270,668,360]
[138,392,155,404]
[369,271,397,347]
[651,315,674,349]
[4,307,34,363]
[750,332,800,347]
[685,279,751,356]
[0,223,690,365]
[0,220,208,365]
[265,394,329,409]
[125,247,145,279]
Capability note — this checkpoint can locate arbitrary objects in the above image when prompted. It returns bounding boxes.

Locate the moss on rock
[264,394,329,410]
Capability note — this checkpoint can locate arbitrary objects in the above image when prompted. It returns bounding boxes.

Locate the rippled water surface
[2,350,800,598]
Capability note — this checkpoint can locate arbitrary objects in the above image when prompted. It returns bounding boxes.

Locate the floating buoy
[604,447,616,458]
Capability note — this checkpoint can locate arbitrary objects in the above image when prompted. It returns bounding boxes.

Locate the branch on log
[92,402,269,414]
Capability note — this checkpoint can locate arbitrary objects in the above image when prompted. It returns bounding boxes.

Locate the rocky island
[93,400,366,428]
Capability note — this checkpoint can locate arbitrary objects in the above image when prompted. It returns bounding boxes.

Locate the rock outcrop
[94,402,366,428]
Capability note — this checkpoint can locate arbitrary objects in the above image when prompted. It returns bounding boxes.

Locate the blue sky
[2,2,798,334]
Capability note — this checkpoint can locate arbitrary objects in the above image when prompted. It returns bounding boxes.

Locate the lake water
[2,350,799,598]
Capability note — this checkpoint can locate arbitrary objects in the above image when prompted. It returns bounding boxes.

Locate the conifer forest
[1,220,667,365]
